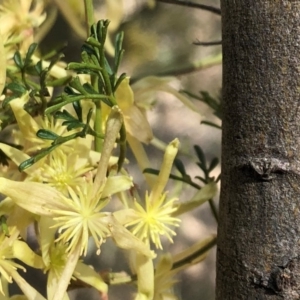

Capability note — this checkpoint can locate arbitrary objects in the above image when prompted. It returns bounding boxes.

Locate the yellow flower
[0,228,45,299]
[131,76,201,116]
[96,77,153,145]
[0,0,46,55]
[128,192,180,249]
[9,92,76,155]
[153,254,178,300]
[0,175,154,300]
[51,180,112,256]
[37,150,94,195]
[44,240,107,300]
[122,139,181,249]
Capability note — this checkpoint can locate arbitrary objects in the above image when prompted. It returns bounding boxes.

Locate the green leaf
[63,121,84,131]
[208,157,219,172]
[54,110,76,121]
[67,62,85,70]
[194,145,206,167]
[201,120,221,129]
[19,145,59,171]
[86,36,101,48]
[143,168,159,176]
[35,60,43,75]
[69,77,88,95]
[81,44,97,57]
[6,82,27,94]
[82,82,98,94]
[114,31,124,73]
[36,129,59,140]
[18,157,35,171]
[104,57,113,76]
[174,158,186,176]
[80,51,90,64]
[64,86,79,95]
[72,101,82,121]
[114,73,126,92]
[24,43,38,66]
[13,51,23,69]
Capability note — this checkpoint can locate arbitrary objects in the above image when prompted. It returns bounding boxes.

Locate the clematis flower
[36,150,94,195]
[115,77,153,144]
[9,92,77,155]
[0,227,45,299]
[0,175,154,300]
[38,217,107,300]
[0,0,46,55]
[117,139,181,250]
[153,254,178,300]
[131,76,201,117]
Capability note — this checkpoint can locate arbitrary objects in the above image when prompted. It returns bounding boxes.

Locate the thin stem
[172,236,217,271]
[131,53,222,82]
[92,106,123,198]
[157,0,221,15]
[84,0,95,37]
[94,101,103,151]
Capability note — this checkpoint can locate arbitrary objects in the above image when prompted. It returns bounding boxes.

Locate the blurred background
[16,0,222,299]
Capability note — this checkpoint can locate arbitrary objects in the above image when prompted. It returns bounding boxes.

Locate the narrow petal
[10,270,46,300]
[135,254,154,300]
[150,139,179,203]
[75,261,108,294]
[39,217,57,266]
[113,209,138,225]
[115,77,134,110]
[172,182,217,216]
[51,245,81,300]
[0,178,65,216]
[0,33,6,95]
[9,93,40,140]
[47,271,70,300]
[101,175,133,198]
[13,240,44,269]
[0,143,41,177]
[103,214,155,259]
[124,106,153,144]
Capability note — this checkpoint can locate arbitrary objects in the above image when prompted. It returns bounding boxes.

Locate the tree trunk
[217,1,300,299]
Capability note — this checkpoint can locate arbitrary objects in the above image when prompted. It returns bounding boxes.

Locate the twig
[193,40,222,46]
[131,53,222,82]
[157,0,221,15]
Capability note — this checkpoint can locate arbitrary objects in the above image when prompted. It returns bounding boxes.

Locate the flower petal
[135,254,154,300]
[101,175,133,198]
[13,240,44,269]
[103,214,155,259]
[0,178,65,217]
[0,143,37,175]
[172,182,217,216]
[0,33,6,95]
[75,261,108,294]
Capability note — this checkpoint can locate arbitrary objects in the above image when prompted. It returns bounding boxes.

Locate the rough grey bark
[217,1,300,299]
